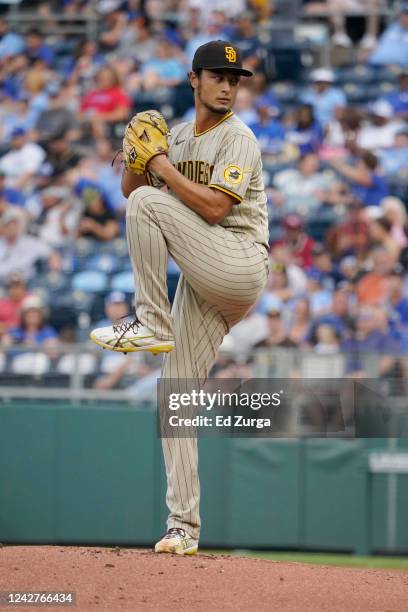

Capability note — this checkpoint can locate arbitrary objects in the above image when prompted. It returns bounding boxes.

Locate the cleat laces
[112,315,142,348]
[164,527,186,539]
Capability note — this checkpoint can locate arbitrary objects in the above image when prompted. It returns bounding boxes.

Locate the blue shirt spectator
[329,151,389,208]
[0,178,25,206]
[0,19,24,60]
[341,307,399,374]
[301,68,346,127]
[286,104,323,154]
[351,172,389,208]
[141,38,185,90]
[369,8,408,68]
[383,73,408,118]
[10,324,58,345]
[25,29,55,66]
[379,128,408,177]
[1,96,38,143]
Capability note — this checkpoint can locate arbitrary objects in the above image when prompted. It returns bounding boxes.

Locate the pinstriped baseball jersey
[167,112,269,248]
[169,112,268,246]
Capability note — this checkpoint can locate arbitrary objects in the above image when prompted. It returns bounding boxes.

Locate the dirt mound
[1,546,407,611]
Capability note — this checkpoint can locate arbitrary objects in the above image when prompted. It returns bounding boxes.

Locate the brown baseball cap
[192,40,253,77]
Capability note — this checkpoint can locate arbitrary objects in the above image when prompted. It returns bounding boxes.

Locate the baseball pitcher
[90,40,270,554]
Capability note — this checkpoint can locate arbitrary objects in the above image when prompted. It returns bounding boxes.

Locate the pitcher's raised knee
[127,185,157,213]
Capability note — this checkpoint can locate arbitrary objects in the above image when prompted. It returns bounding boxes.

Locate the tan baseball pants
[126,186,269,540]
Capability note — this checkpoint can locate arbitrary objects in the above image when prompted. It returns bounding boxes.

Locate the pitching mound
[1,546,407,611]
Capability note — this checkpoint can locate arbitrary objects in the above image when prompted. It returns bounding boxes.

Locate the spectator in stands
[248,93,285,154]
[305,268,333,316]
[139,36,186,92]
[34,186,81,248]
[265,261,294,305]
[328,150,389,208]
[0,94,37,144]
[80,65,132,139]
[268,243,307,295]
[381,197,408,248]
[383,71,408,120]
[231,11,263,72]
[287,297,311,346]
[2,53,28,101]
[78,139,126,213]
[185,11,231,64]
[3,294,59,347]
[312,287,354,338]
[310,243,336,288]
[234,86,258,125]
[35,81,79,144]
[254,304,298,349]
[368,216,401,262]
[0,169,25,207]
[341,305,398,376]
[66,39,105,88]
[44,130,82,177]
[97,0,128,53]
[286,104,323,155]
[273,214,315,268]
[25,29,55,67]
[378,125,408,178]
[326,199,369,260]
[117,13,156,64]
[369,3,408,68]
[322,107,362,158]
[76,182,119,241]
[272,152,334,216]
[356,245,394,305]
[0,127,45,192]
[0,207,58,281]
[337,255,359,289]
[357,101,405,152]
[301,68,346,128]
[0,18,24,62]
[0,272,29,333]
[313,322,341,354]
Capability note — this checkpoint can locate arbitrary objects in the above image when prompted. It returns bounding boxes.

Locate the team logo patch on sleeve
[224,165,243,185]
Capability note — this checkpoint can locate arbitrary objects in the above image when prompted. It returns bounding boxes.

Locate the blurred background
[0,0,408,556]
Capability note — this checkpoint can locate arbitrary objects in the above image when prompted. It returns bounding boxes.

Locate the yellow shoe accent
[154,528,198,555]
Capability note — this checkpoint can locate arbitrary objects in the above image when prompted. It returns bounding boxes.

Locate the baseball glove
[122,110,170,175]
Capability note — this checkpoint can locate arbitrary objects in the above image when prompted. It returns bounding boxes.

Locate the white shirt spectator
[357,102,404,151]
[0,209,51,281]
[0,142,45,187]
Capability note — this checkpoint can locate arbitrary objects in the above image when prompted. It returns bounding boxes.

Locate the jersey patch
[223,165,243,185]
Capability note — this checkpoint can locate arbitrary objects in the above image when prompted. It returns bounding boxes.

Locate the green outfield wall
[1,403,408,554]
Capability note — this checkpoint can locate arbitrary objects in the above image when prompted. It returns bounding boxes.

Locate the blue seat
[83,252,120,274]
[343,82,369,104]
[110,271,135,294]
[72,270,109,293]
[336,65,375,84]
[269,82,298,104]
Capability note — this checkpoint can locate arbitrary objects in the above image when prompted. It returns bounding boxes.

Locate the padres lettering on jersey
[176,160,214,185]
[168,112,269,248]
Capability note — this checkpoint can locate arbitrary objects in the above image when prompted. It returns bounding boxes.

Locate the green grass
[203,550,408,570]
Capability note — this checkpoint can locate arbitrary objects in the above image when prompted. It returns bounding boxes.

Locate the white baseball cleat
[154,528,198,555]
[89,317,175,355]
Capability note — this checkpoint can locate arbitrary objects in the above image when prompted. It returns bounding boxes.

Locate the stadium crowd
[0,0,407,390]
